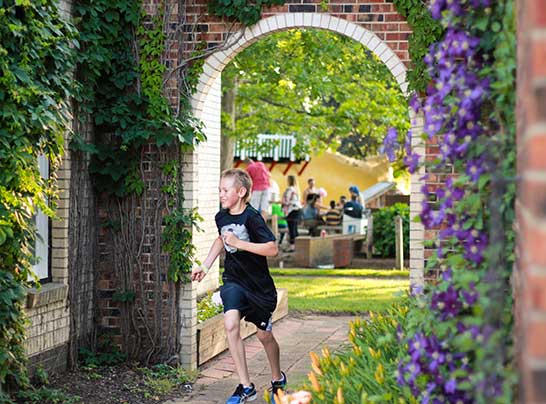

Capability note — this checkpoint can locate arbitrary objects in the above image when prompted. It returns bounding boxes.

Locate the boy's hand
[191,265,207,282]
[223,231,240,248]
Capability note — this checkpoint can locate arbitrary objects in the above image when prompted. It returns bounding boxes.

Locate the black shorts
[220,282,273,331]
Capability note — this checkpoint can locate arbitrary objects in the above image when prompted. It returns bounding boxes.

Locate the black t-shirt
[215,204,277,310]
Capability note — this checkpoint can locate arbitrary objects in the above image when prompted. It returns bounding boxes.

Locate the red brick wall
[516,0,546,402]
[96,1,184,361]
[183,0,411,66]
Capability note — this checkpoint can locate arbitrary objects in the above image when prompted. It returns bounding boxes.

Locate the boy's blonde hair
[221,168,253,203]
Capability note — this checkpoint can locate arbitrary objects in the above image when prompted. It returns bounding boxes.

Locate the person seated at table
[343,185,364,219]
[336,195,347,210]
[324,200,342,226]
[302,193,324,236]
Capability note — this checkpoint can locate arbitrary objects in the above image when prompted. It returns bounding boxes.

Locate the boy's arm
[191,236,224,282]
[223,232,278,257]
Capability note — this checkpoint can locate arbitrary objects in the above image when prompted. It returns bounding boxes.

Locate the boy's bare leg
[256,329,282,381]
[224,310,251,386]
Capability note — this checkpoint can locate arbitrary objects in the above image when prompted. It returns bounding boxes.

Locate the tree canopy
[222,29,410,160]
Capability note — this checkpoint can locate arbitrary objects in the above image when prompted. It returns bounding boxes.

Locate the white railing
[234,134,310,162]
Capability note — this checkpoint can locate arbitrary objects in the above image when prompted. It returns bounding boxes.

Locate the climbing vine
[72,0,207,363]
[0,0,77,396]
[208,0,286,26]
[73,0,205,278]
[391,0,517,402]
[392,0,445,95]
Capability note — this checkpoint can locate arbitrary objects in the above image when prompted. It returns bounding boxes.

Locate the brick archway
[191,13,409,113]
[180,6,425,369]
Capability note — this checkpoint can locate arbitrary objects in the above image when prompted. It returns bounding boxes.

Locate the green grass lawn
[273,274,408,314]
[270,268,409,278]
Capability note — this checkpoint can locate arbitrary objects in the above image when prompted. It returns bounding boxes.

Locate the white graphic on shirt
[220,224,250,253]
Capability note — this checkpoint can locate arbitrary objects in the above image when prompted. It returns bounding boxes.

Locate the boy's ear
[238,187,248,199]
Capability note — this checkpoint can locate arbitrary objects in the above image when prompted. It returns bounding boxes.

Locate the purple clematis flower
[381,127,399,162]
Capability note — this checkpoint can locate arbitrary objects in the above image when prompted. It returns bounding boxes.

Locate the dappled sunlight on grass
[270,268,409,278]
[273,276,408,314]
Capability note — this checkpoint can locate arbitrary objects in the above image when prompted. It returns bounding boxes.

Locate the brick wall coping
[26,283,68,309]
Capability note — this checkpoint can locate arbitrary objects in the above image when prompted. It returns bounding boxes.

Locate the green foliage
[0,0,77,391]
[33,366,49,386]
[392,0,444,95]
[78,337,127,367]
[15,387,81,404]
[197,292,223,323]
[223,29,409,160]
[138,363,196,398]
[372,203,409,258]
[112,289,136,303]
[161,159,203,282]
[399,1,517,400]
[309,302,411,403]
[73,0,204,196]
[208,0,286,26]
[75,1,204,283]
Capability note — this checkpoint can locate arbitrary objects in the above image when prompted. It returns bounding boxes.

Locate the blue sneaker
[226,383,257,404]
[270,372,287,404]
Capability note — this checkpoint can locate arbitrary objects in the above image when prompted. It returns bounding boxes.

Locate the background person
[268,178,281,206]
[324,200,342,227]
[281,175,302,252]
[245,158,271,220]
[302,177,318,203]
[336,195,347,210]
[343,185,364,219]
[316,187,327,207]
[302,193,324,237]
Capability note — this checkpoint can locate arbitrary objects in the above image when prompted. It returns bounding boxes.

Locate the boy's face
[219,176,246,210]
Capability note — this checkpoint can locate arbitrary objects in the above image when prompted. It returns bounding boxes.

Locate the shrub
[78,337,126,367]
[138,364,196,398]
[15,387,81,404]
[372,203,409,258]
[308,301,411,403]
[197,292,223,323]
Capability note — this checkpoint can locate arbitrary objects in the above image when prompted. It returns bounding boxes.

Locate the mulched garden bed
[36,364,193,404]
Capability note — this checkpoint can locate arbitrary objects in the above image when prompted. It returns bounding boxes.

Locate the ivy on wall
[73,0,204,282]
[392,0,444,95]
[0,0,208,393]
[71,0,207,363]
[208,0,286,26]
[0,0,77,396]
[73,0,199,195]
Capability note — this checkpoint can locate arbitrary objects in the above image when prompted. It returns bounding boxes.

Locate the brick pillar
[516,0,546,402]
[409,112,425,288]
[179,282,197,370]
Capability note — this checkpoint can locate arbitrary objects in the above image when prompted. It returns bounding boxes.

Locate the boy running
[191,169,287,404]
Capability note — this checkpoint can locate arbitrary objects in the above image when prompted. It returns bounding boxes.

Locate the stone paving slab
[166,315,353,404]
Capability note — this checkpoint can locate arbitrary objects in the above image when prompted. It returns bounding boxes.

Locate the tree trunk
[221,74,237,172]
[68,102,97,368]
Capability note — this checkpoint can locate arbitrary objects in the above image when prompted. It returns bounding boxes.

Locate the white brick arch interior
[188,13,424,297]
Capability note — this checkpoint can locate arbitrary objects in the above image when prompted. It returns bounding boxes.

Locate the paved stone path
[166,315,353,404]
